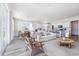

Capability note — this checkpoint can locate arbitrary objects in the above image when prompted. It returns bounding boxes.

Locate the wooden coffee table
[58,38,74,48]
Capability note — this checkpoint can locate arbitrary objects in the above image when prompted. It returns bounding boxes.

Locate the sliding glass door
[0,3,10,55]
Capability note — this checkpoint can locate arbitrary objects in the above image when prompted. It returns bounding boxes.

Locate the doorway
[71,20,79,41]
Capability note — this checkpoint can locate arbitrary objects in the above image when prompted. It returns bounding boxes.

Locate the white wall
[10,12,15,41]
[52,16,79,27]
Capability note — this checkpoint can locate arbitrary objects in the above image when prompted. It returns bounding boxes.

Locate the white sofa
[40,33,56,41]
[31,31,56,42]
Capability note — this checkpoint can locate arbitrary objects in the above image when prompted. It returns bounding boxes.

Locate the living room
[0,3,79,56]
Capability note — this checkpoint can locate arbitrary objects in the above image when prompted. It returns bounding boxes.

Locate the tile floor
[3,37,79,56]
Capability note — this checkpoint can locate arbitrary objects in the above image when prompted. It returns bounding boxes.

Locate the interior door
[71,20,78,36]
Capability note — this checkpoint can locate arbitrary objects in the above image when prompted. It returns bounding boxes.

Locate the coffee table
[58,37,74,48]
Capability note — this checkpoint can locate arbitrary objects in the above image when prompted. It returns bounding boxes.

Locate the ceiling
[10,3,79,22]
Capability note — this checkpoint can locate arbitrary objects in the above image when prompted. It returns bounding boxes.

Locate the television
[58,25,63,28]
